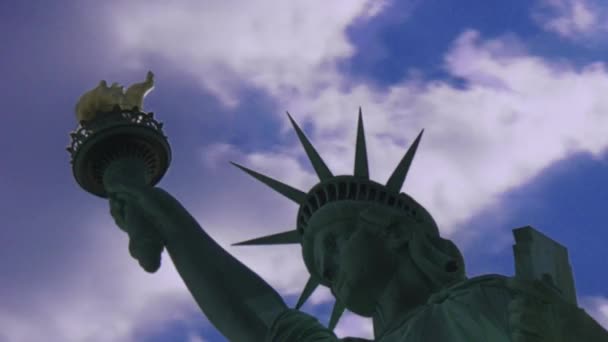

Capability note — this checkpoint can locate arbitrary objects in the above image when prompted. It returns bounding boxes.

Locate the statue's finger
[109,198,127,230]
[129,236,163,273]
[123,202,165,272]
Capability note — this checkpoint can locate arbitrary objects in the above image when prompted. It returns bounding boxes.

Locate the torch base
[71,122,171,198]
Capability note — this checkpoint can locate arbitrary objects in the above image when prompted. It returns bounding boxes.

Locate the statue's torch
[67,71,171,271]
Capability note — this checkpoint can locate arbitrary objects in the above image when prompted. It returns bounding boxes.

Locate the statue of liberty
[70,73,608,341]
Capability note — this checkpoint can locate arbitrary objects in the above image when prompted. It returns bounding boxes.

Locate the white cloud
[199,143,335,306]
[580,296,608,329]
[0,212,206,342]
[334,312,375,339]
[198,28,608,238]
[106,0,381,108]
[188,333,208,342]
[275,29,608,237]
[532,0,608,39]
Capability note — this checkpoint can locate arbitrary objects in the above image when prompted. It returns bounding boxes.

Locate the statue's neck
[371,258,438,338]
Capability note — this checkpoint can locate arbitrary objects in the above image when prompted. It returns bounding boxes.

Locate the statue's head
[302,200,464,317]
[232,109,465,329]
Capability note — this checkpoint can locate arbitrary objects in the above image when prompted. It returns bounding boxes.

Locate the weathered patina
[70,73,608,341]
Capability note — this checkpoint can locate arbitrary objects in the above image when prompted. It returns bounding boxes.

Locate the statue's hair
[357,204,466,288]
[408,231,466,289]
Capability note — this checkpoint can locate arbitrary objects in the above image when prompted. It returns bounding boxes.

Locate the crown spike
[354,107,369,179]
[286,112,334,182]
[230,161,307,205]
[385,129,424,193]
[328,298,346,331]
[231,229,301,246]
[295,276,320,309]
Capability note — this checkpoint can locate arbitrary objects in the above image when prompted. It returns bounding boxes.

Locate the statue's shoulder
[378,275,514,342]
[379,227,579,342]
[437,224,580,305]
[266,309,375,342]
[266,308,340,342]
[426,274,511,303]
[452,273,510,288]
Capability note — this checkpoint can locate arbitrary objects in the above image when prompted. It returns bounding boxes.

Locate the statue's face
[311,213,399,316]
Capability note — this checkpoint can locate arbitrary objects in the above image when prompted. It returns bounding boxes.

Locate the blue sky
[1,0,608,341]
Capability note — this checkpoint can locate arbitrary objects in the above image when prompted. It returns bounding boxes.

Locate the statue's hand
[109,190,165,273]
[507,277,581,342]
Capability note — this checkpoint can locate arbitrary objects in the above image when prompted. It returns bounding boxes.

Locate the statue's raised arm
[104,176,292,342]
[71,72,331,342]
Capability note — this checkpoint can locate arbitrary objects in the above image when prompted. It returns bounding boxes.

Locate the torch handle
[124,199,165,273]
[104,157,165,272]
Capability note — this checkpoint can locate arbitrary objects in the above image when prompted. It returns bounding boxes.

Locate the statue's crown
[231,108,436,330]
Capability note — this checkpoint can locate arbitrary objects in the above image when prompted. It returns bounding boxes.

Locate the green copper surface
[69,84,607,341]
